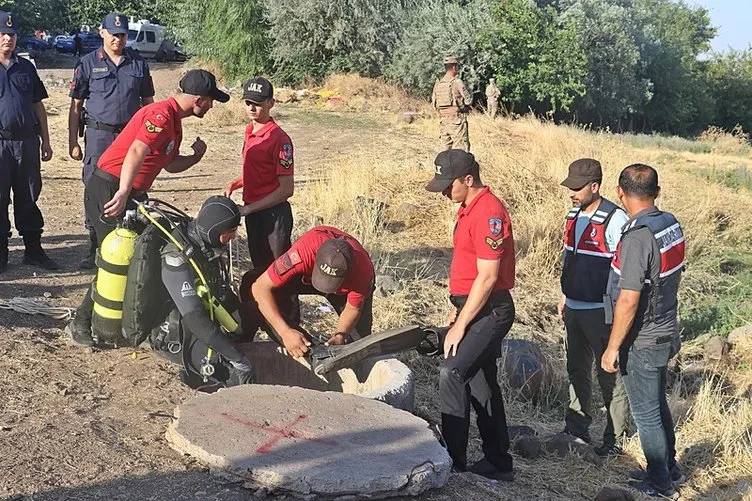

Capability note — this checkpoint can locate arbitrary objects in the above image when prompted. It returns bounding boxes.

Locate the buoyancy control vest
[120,218,239,347]
[561,198,622,302]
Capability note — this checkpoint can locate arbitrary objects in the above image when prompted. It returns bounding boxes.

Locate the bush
[385,0,493,98]
[265,0,411,84]
[177,0,269,82]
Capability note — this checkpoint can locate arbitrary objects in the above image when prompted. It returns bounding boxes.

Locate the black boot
[22,232,60,270]
[65,284,95,347]
[0,236,8,274]
[79,229,97,269]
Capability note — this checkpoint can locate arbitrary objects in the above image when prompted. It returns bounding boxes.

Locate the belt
[93,168,119,183]
[0,129,37,140]
[450,289,512,309]
[85,118,126,134]
[92,168,146,198]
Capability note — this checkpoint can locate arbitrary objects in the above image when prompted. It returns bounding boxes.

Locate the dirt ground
[0,63,534,500]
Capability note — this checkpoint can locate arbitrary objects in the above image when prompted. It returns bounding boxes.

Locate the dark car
[54,35,75,53]
[18,35,49,52]
[77,32,102,54]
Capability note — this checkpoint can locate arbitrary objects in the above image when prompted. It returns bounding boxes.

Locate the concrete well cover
[166,385,451,498]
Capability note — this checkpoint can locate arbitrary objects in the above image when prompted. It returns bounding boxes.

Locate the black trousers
[83,169,146,245]
[0,137,44,238]
[244,201,293,272]
[440,291,514,472]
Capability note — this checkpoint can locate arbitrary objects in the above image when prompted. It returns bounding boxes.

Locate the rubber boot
[65,284,95,347]
[79,229,97,269]
[22,232,60,270]
[0,236,8,274]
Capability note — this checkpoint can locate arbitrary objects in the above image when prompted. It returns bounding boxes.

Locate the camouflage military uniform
[485,79,501,118]
[431,56,472,152]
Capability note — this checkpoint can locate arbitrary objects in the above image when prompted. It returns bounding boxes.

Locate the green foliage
[562,0,650,128]
[265,0,412,84]
[179,0,269,82]
[705,50,752,133]
[385,0,493,98]
[632,0,716,134]
[480,0,587,113]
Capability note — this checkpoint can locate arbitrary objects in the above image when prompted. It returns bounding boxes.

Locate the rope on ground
[0,298,74,321]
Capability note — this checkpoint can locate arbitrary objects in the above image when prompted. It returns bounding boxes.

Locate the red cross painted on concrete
[220,412,338,453]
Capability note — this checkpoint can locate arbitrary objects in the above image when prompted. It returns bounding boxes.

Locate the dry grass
[287,85,752,498]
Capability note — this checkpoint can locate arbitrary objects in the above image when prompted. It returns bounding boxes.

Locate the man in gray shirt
[601,164,686,500]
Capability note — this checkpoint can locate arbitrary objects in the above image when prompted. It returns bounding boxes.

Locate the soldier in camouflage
[431,55,472,152]
[485,78,501,119]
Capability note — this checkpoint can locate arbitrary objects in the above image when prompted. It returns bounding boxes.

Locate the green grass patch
[622,132,712,154]
[681,252,752,338]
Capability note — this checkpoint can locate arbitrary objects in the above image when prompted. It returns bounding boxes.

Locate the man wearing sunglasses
[68,12,155,269]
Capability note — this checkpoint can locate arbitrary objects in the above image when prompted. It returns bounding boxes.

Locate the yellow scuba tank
[92,213,139,345]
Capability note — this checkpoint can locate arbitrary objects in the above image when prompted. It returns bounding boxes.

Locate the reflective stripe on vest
[560,198,620,302]
[610,214,685,282]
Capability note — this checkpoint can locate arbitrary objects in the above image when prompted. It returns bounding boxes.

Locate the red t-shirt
[242,119,294,203]
[98,97,183,192]
[449,187,515,295]
[266,226,374,308]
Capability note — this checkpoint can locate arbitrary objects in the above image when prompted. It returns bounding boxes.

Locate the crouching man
[244,226,375,357]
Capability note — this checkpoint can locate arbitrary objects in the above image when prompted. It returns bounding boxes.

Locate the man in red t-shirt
[246,226,374,358]
[425,149,516,481]
[224,76,294,274]
[84,69,229,244]
[67,70,229,347]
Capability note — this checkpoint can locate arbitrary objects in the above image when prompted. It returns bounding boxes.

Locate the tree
[480,0,587,113]
[386,0,493,98]
[181,0,269,81]
[266,0,413,84]
[706,49,752,133]
[561,0,651,129]
[634,0,716,134]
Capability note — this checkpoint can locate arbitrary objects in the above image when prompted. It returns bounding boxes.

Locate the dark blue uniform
[69,47,154,183]
[0,54,47,239]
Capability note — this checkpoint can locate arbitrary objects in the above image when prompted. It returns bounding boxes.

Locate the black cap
[0,11,17,35]
[101,12,128,35]
[425,149,479,192]
[179,69,230,103]
[243,76,273,103]
[195,196,241,248]
[312,238,352,294]
[561,158,603,190]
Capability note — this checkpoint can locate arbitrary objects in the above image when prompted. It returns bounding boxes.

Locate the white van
[126,20,164,56]
[126,19,184,61]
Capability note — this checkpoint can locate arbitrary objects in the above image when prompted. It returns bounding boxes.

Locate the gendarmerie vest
[561,198,623,302]
[608,209,685,326]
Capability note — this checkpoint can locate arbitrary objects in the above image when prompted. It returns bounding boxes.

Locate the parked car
[54,35,74,53]
[78,32,102,54]
[18,35,48,52]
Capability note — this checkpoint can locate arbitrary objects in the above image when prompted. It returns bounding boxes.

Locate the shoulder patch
[145,120,164,134]
[485,236,504,250]
[279,143,293,168]
[273,250,301,276]
[488,217,503,236]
